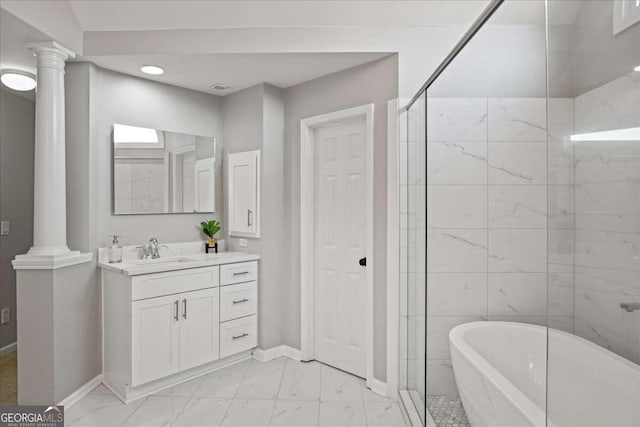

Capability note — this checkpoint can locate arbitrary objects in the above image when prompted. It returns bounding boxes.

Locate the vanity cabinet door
[131,295,180,386]
[228,150,260,238]
[179,288,220,371]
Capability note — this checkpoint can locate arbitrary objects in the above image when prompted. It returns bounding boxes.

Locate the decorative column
[12,41,91,268]
[11,41,93,404]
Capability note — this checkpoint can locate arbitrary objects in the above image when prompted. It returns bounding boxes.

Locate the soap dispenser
[108,235,122,263]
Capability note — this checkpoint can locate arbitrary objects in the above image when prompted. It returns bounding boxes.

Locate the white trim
[386,98,400,398]
[12,252,93,270]
[366,377,388,397]
[252,345,302,362]
[57,374,103,408]
[299,103,375,385]
[0,341,16,357]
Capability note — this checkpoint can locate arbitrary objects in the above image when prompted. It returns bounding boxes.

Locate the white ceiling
[84,53,393,95]
[0,0,585,99]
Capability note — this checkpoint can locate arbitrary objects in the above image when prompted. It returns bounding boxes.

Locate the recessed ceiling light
[634,64,640,72]
[140,65,165,75]
[0,69,36,91]
[211,83,232,91]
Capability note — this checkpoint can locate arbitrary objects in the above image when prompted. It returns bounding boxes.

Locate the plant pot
[207,238,217,247]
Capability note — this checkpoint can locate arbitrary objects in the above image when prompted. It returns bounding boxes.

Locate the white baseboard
[253,345,301,362]
[0,342,16,357]
[366,377,388,397]
[58,374,103,408]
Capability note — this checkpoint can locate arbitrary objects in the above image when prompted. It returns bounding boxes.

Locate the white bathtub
[449,321,640,427]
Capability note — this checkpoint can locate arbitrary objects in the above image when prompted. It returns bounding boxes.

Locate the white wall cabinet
[228,150,260,238]
[102,259,258,403]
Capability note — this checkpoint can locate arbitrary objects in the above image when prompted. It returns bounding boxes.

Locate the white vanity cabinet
[101,255,259,403]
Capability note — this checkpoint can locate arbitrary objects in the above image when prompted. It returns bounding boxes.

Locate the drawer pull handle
[233,271,250,276]
[174,300,179,321]
[233,298,250,304]
[183,299,187,319]
[232,332,249,340]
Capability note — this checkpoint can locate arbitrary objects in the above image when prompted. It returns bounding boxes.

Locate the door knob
[359,257,366,266]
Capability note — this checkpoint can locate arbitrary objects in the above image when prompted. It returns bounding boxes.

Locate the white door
[179,288,220,370]
[131,294,180,386]
[182,151,196,212]
[228,151,260,237]
[194,157,215,212]
[314,117,367,377]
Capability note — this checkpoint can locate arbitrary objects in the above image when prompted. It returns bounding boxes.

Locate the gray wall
[66,64,225,252]
[222,83,286,350]
[0,89,34,349]
[283,55,399,380]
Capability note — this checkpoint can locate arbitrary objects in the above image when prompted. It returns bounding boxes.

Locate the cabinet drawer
[220,315,257,358]
[131,266,219,301]
[220,282,257,322]
[220,261,257,285]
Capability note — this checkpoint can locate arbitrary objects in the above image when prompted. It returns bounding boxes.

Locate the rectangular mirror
[112,123,216,215]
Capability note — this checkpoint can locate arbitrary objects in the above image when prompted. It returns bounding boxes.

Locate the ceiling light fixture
[140,65,165,75]
[634,64,640,72]
[0,69,36,91]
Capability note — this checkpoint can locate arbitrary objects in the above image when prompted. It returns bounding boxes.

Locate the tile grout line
[268,358,289,426]
[220,358,253,425]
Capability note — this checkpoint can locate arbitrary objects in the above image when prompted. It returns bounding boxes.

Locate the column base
[12,251,93,270]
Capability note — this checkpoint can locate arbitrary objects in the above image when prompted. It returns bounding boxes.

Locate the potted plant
[200,220,221,249]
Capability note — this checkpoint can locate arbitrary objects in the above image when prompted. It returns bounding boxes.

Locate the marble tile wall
[572,72,640,365]
[423,96,574,397]
[114,159,166,214]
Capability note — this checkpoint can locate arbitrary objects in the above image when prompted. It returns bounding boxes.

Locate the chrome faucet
[620,302,640,313]
[137,237,162,260]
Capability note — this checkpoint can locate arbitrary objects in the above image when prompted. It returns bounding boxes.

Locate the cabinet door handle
[174,300,179,321]
[183,299,187,319]
[233,271,250,276]
[232,332,249,340]
[247,209,253,226]
[233,298,249,304]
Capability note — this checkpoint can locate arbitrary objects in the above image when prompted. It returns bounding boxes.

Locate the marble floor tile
[278,359,322,400]
[319,401,368,427]
[360,383,393,402]
[270,400,320,426]
[235,357,287,399]
[363,402,406,427]
[220,398,275,426]
[320,365,364,402]
[153,376,204,397]
[65,393,143,427]
[122,396,189,427]
[193,360,251,398]
[170,397,231,426]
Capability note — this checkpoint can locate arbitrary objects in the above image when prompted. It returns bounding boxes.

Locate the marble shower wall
[424,96,574,397]
[573,71,640,365]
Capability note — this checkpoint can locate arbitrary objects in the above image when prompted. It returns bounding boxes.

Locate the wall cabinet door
[179,288,220,371]
[131,294,180,386]
[228,150,260,238]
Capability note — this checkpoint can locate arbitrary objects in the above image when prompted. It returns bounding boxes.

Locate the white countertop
[98,250,260,276]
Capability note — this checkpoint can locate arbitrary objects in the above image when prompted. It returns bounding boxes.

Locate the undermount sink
[127,256,194,265]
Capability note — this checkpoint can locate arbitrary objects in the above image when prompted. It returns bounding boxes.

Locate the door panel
[228,151,260,236]
[179,288,220,371]
[314,117,367,377]
[131,294,180,386]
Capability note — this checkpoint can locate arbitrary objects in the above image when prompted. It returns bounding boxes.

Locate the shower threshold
[399,389,436,427]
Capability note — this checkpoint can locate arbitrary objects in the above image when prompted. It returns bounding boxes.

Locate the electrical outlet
[0,221,9,236]
[1,308,10,324]
[239,238,248,248]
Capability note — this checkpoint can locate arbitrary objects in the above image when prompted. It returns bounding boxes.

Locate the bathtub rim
[449,321,640,427]
[449,321,547,427]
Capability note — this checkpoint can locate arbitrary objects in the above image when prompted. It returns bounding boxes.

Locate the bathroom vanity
[99,245,259,402]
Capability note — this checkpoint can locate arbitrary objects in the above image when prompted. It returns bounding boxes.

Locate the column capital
[26,41,75,70]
